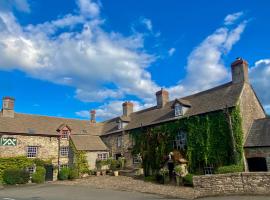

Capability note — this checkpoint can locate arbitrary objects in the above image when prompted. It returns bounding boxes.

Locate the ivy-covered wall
[131,107,244,175]
[69,141,89,174]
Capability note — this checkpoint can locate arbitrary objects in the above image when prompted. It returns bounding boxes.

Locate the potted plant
[159,167,169,184]
[174,165,182,186]
[110,159,119,176]
[119,157,126,169]
[95,159,102,176]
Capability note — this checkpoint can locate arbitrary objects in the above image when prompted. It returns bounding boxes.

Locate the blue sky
[0,0,269,121]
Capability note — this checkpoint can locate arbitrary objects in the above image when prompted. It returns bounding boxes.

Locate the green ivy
[0,156,33,182]
[131,107,244,175]
[70,141,89,175]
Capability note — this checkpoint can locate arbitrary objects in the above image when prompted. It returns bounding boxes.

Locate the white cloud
[76,100,154,120]
[168,16,247,99]
[250,59,270,113]
[0,0,30,13]
[168,48,176,56]
[224,12,244,25]
[0,0,159,104]
[141,18,153,31]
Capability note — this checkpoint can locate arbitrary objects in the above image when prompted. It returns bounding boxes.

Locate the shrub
[68,168,79,180]
[3,168,30,185]
[58,167,69,180]
[216,164,244,174]
[183,173,194,186]
[31,166,46,183]
[109,159,120,171]
[144,175,156,182]
[0,156,33,182]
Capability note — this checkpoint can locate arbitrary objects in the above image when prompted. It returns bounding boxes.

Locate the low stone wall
[193,172,270,197]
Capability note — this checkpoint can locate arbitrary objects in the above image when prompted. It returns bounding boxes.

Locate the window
[97,153,108,160]
[27,146,38,158]
[61,130,69,139]
[173,131,187,150]
[27,166,36,174]
[175,103,182,117]
[204,165,214,175]
[60,146,69,157]
[133,155,141,164]
[60,164,69,169]
[118,121,122,129]
[117,136,122,148]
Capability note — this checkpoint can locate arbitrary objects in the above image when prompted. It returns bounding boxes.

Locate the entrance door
[247,157,268,172]
[44,165,54,181]
[115,153,122,160]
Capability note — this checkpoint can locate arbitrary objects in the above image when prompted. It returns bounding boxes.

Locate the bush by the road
[3,168,30,185]
[216,164,243,174]
[32,166,46,183]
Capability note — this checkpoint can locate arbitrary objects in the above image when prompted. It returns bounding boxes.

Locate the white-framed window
[175,103,183,117]
[117,135,122,148]
[61,130,69,139]
[204,165,214,175]
[97,153,108,160]
[173,131,187,150]
[133,155,141,164]
[27,166,36,175]
[60,164,69,169]
[60,146,69,157]
[27,146,38,158]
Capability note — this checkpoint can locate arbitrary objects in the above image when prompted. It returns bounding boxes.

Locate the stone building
[1,58,270,177]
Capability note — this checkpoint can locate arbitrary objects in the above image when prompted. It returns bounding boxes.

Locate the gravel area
[54,176,197,199]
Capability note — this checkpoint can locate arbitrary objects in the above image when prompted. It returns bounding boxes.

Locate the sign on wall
[0,137,17,146]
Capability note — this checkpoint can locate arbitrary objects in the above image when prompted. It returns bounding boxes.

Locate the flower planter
[113,171,119,176]
[175,176,182,186]
[162,175,170,184]
[101,170,106,176]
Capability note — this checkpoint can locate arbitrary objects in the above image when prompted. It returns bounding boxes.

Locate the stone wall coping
[193,172,270,179]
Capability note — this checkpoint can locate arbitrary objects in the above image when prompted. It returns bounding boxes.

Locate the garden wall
[193,172,270,197]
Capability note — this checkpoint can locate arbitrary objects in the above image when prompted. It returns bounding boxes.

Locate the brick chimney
[90,110,96,123]
[156,88,169,108]
[122,101,133,117]
[231,57,249,84]
[1,96,15,118]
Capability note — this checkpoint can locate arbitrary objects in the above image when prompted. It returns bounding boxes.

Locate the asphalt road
[0,184,269,200]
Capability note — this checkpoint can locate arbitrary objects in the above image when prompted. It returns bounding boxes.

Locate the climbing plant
[131,107,243,175]
[70,141,89,175]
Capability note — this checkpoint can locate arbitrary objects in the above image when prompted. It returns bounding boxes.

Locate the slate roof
[245,118,270,147]
[101,82,244,135]
[0,113,103,136]
[70,134,108,151]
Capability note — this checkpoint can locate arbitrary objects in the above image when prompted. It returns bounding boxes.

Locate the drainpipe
[57,137,60,177]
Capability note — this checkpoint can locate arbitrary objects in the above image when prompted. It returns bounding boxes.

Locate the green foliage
[31,166,46,183]
[174,165,182,175]
[58,167,70,180]
[0,156,33,182]
[144,175,156,182]
[68,167,79,180]
[70,141,89,175]
[109,159,120,171]
[216,164,244,174]
[96,159,102,170]
[131,107,244,175]
[183,173,194,186]
[32,158,52,167]
[3,168,30,185]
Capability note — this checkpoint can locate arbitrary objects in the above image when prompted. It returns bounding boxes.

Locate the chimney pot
[90,110,96,123]
[231,58,249,84]
[122,101,133,116]
[2,96,15,118]
[156,88,169,108]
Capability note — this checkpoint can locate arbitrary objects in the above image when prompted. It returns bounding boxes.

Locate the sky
[0,0,269,121]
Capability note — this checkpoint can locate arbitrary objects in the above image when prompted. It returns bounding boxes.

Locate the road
[0,184,269,200]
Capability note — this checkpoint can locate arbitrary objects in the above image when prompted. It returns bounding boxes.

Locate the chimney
[231,57,249,84]
[156,88,169,108]
[90,110,96,123]
[122,101,133,117]
[1,96,15,118]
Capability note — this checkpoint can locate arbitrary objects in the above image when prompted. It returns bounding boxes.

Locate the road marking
[3,198,16,200]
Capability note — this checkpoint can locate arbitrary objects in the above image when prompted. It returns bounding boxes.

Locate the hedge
[31,166,46,183]
[3,168,30,185]
[216,164,244,174]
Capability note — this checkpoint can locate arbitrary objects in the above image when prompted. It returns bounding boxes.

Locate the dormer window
[118,121,128,129]
[172,99,191,117]
[56,124,71,139]
[175,103,182,117]
[61,130,69,139]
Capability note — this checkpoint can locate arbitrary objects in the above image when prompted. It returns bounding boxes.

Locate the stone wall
[193,172,270,197]
[101,131,134,167]
[0,134,59,165]
[239,83,266,140]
